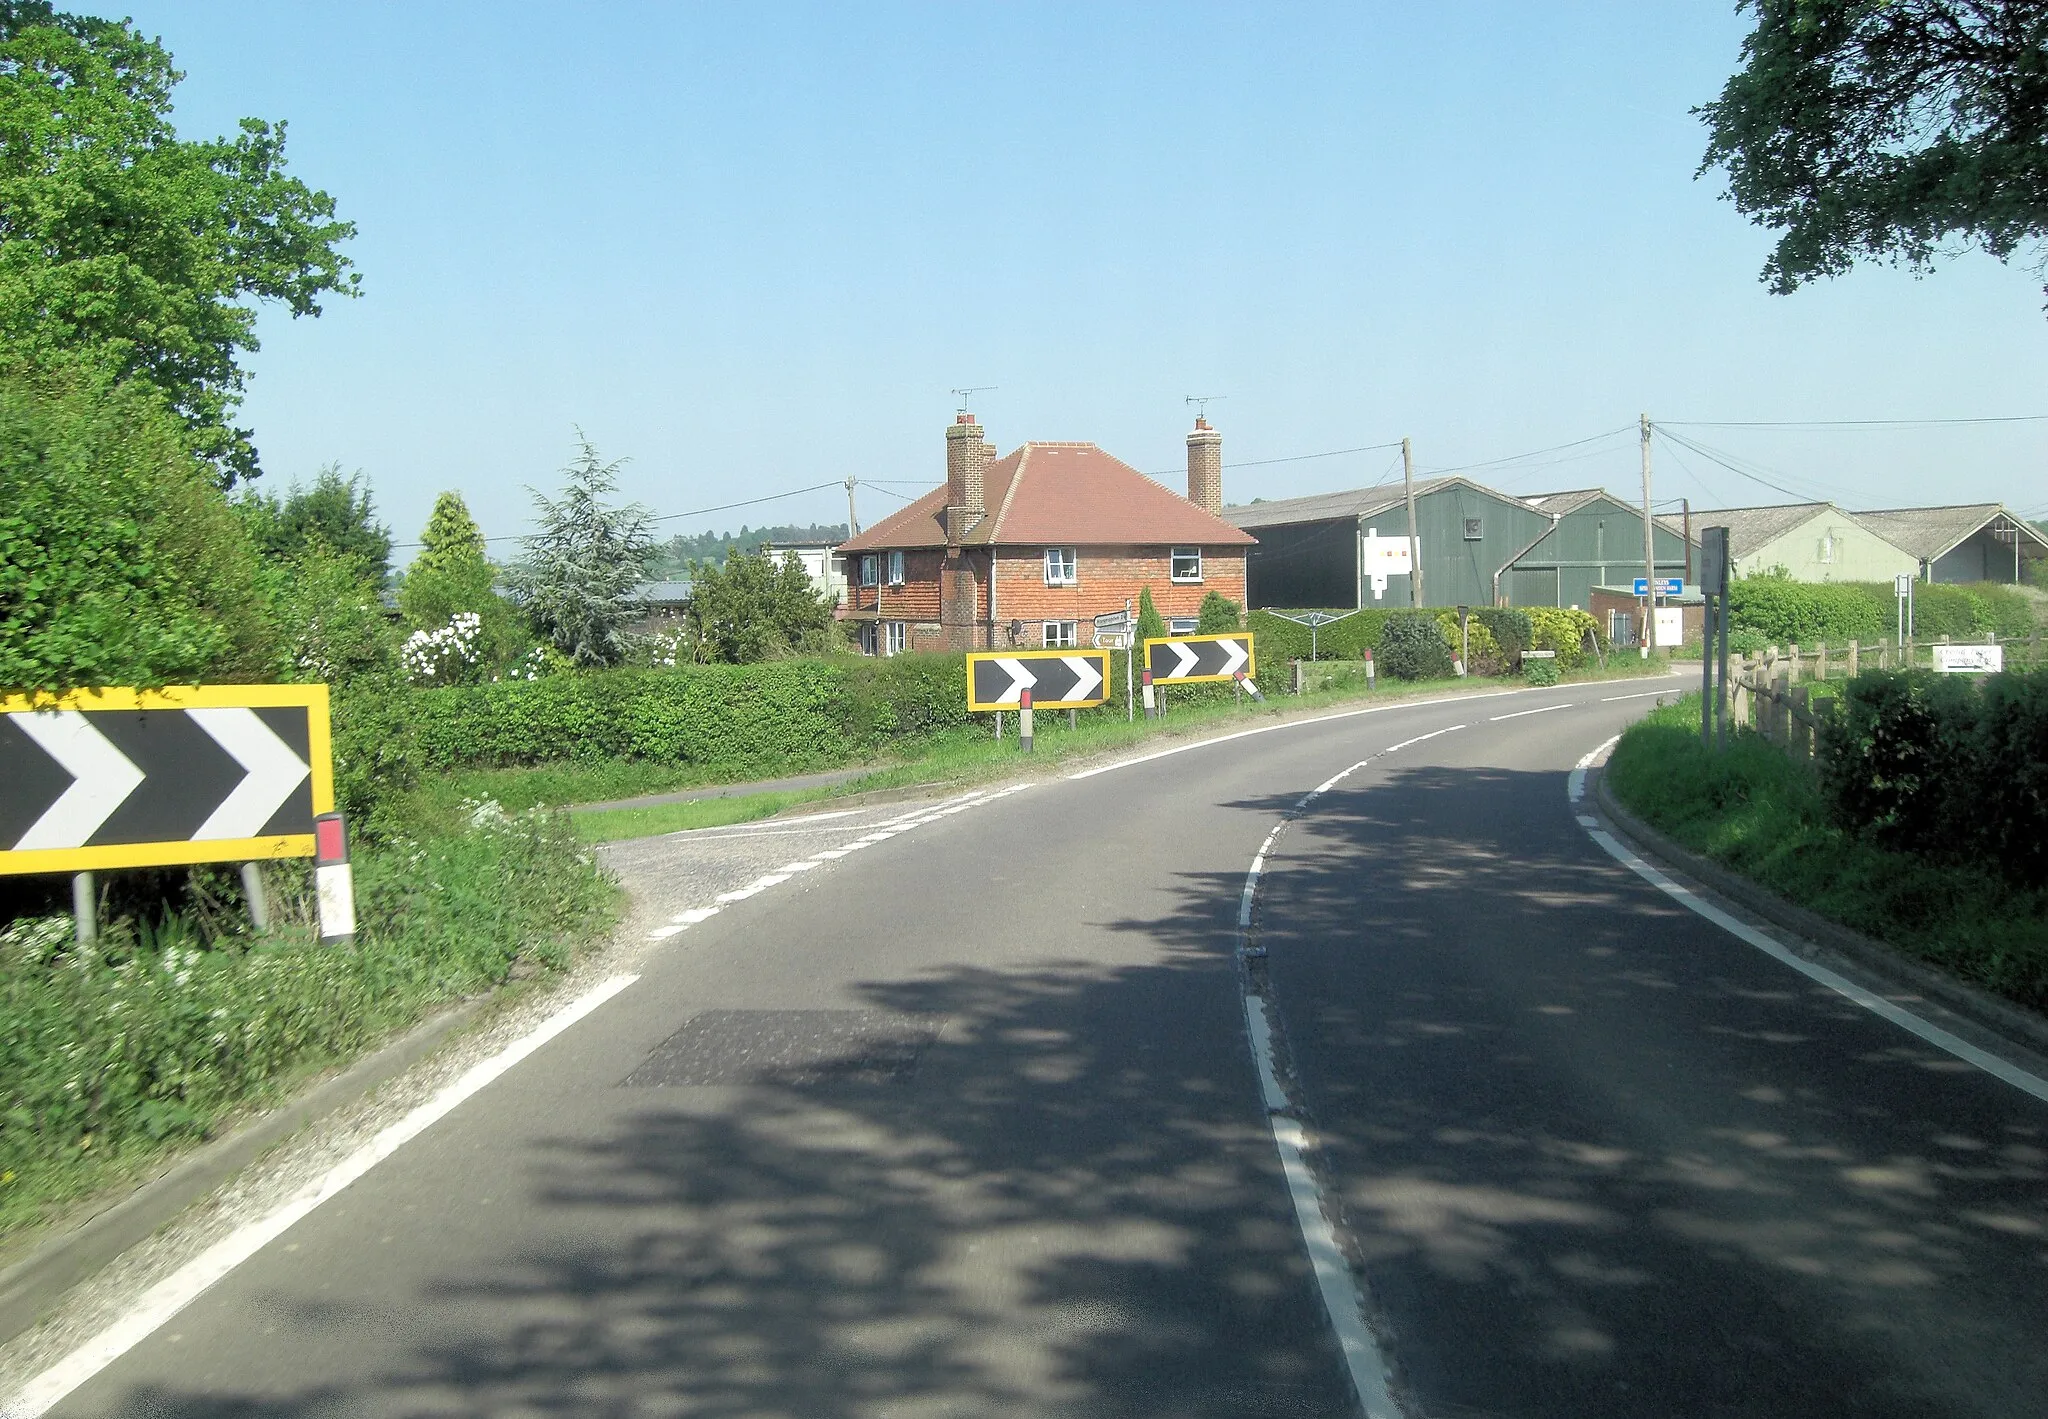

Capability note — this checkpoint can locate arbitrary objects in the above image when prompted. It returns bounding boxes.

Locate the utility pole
[844,475,860,537]
[1639,413,1655,659]
[1403,437,1423,608]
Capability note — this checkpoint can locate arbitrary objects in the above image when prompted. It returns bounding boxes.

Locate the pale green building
[1677,503,1917,584]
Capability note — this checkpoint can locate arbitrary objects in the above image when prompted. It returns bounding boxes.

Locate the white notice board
[1653,606,1684,648]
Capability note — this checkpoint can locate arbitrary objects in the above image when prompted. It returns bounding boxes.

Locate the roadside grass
[0,804,618,1247]
[569,656,1679,843]
[1605,693,2048,1012]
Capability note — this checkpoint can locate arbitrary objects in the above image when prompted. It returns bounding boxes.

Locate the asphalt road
[19,679,2048,1418]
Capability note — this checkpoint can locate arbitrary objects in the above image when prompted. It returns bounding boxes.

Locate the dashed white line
[1488,703,1572,722]
[1600,690,1673,702]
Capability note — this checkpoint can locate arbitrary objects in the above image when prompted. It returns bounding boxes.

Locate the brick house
[838,415,1254,653]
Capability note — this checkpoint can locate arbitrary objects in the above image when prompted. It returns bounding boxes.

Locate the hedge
[1822,669,2048,889]
[1728,576,2038,647]
[403,656,973,773]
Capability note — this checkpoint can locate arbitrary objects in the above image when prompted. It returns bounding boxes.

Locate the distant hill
[649,522,848,577]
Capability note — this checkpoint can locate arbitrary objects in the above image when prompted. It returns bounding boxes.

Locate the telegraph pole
[1403,437,1423,608]
[1639,413,1655,659]
[844,475,860,537]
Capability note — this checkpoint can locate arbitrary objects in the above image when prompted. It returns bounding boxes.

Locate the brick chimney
[945,413,988,542]
[1186,416,1222,516]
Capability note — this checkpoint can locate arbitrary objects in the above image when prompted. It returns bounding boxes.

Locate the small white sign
[1934,644,2003,673]
[1654,606,1684,648]
[1363,528,1415,600]
[1097,632,1131,650]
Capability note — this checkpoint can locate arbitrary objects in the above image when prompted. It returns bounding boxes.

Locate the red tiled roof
[840,442,1255,552]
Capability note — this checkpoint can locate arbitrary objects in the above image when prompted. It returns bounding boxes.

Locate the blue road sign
[1633,577,1684,596]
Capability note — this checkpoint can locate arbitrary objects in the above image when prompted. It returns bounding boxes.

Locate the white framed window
[858,554,878,587]
[886,550,905,586]
[1044,547,1078,586]
[1463,517,1483,541]
[858,622,878,655]
[1167,617,1199,635]
[884,621,907,655]
[1042,620,1077,648]
[1170,547,1202,583]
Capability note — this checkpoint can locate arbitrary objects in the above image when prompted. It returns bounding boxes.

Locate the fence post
[1817,641,1828,682]
[1791,685,1812,760]
[1787,643,1802,683]
[1772,666,1791,745]
[1847,639,1859,678]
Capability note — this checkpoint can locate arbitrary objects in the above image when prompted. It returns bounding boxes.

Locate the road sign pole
[240,861,271,934]
[71,871,96,947]
[1019,689,1034,753]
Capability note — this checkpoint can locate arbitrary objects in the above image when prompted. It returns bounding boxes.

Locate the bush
[1376,612,1455,681]
[1196,591,1242,634]
[1525,607,1602,670]
[1476,608,1533,667]
[1728,573,1889,645]
[1524,657,1560,686]
[1823,669,2048,888]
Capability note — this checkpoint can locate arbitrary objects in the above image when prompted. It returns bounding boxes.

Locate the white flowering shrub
[401,612,483,686]
[646,629,688,668]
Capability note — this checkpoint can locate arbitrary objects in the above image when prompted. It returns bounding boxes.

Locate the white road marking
[777,861,821,873]
[1383,725,1467,755]
[714,887,761,903]
[1600,690,1672,702]
[646,924,686,940]
[1570,739,2048,1105]
[1064,686,1537,781]
[673,907,720,925]
[1488,703,1572,722]
[813,848,853,859]
[4,974,640,1418]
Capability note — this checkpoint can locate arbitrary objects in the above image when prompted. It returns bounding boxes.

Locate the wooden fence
[1729,631,2043,761]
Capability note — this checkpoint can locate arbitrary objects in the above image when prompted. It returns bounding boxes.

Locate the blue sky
[127,2,2048,556]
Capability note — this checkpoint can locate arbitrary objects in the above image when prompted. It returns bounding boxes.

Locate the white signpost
[1361,528,1415,601]
[1653,606,1684,648]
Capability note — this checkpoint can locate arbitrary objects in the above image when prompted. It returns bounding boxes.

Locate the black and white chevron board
[965,650,1113,712]
[0,685,335,875]
[1144,633,1256,685]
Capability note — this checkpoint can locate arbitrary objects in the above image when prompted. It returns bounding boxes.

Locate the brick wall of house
[995,544,1247,647]
[843,544,1248,651]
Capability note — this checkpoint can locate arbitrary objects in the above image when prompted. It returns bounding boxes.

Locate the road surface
[16,679,2048,1417]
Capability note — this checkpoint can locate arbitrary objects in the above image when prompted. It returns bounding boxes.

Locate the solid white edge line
[1571,741,2048,1106]
[4,973,642,1419]
[1242,995,1398,1417]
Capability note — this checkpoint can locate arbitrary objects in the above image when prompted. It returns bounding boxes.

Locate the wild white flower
[402,612,485,685]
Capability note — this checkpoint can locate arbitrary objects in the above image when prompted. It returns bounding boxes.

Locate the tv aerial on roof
[1186,394,1227,419]
[952,386,997,413]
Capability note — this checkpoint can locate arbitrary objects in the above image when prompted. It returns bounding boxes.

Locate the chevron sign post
[965,650,1113,712]
[0,685,335,876]
[1144,633,1256,686]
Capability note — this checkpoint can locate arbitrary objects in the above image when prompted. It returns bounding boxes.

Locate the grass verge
[1605,693,2048,1012]
[0,805,618,1244]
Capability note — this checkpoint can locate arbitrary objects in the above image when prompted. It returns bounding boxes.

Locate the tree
[1700,2,2048,301]
[239,465,393,586]
[506,436,653,667]
[410,491,487,580]
[396,491,521,673]
[0,364,276,693]
[1135,586,1168,648]
[0,3,359,485]
[685,549,836,664]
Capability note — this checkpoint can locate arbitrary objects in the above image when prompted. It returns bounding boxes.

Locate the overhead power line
[394,479,848,549]
[1662,415,2048,429]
